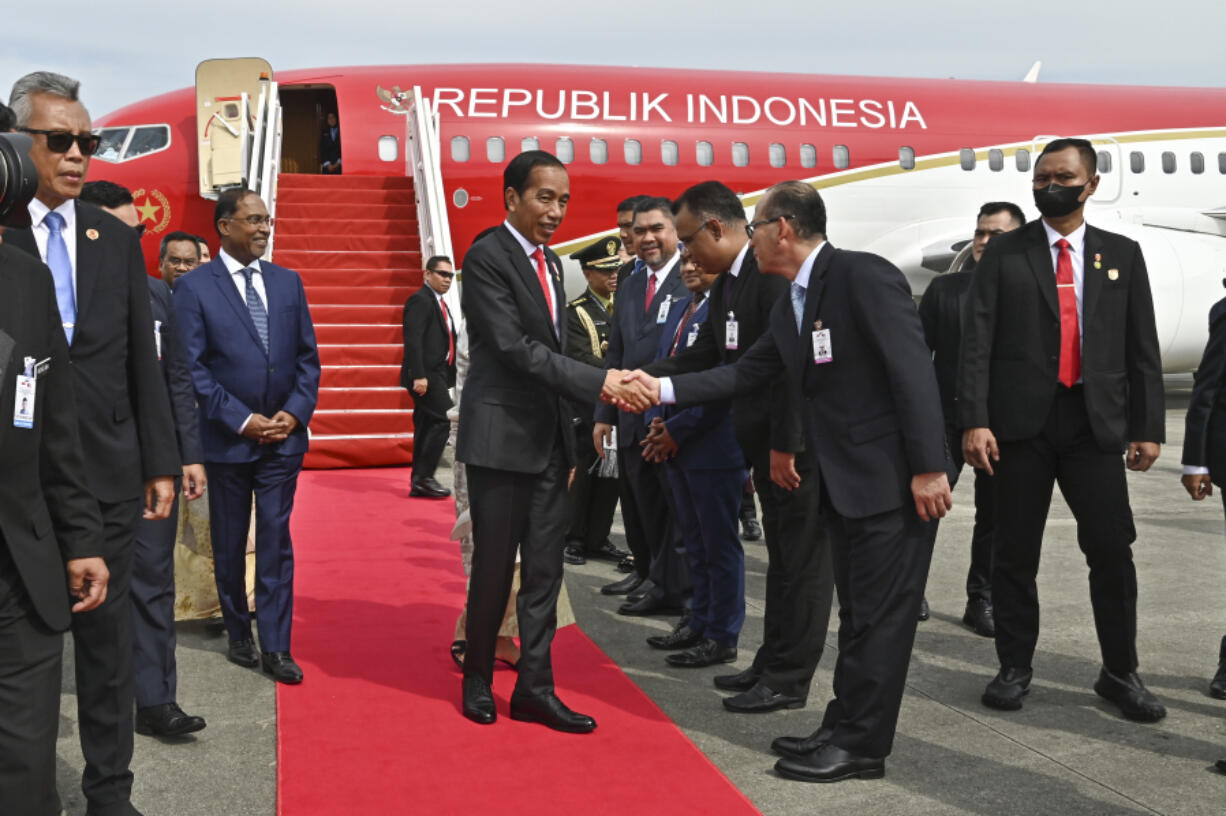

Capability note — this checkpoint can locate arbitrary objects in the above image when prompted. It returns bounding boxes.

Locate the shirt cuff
[659,377,677,405]
[1182,465,1210,475]
[238,414,253,434]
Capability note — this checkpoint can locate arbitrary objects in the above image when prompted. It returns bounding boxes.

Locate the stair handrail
[406,85,454,265]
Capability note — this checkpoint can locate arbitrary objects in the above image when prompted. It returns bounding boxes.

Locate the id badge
[656,297,672,325]
[812,328,833,365]
[154,319,163,361]
[725,312,739,350]
[687,323,701,348]
[13,374,35,429]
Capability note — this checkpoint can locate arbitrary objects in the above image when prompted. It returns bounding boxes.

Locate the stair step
[277,202,416,220]
[318,344,404,365]
[320,364,402,388]
[311,408,414,437]
[278,173,414,190]
[318,387,411,410]
[305,286,415,306]
[310,304,403,323]
[275,217,417,236]
[275,234,420,253]
[277,250,421,270]
[299,269,419,288]
[277,187,416,205]
[305,435,413,469]
[315,324,404,344]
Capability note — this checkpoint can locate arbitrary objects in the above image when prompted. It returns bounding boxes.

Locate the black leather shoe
[588,539,630,562]
[740,517,762,542]
[410,478,450,498]
[666,639,736,668]
[616,555,635,574]
[1215,759,1226,774]
[714,666,761,692]
[509,691,596,733]
[462,675,496,724]
[982,666,1032,710]
[1211,661,1226,700]
[1093,668,1166,722]
[619,592,685,617]
[723,682,805,713]
[600,573,644,596]
[626,578,656,603]
[135,702,206,737]
[775,743,884,783]
[771,727,834,761]
[227,639,259,668]
[918,596,930,621]
[963,597,996,638]
[646,623,703,651]
[261,651,304,684]
[563,545,586,565]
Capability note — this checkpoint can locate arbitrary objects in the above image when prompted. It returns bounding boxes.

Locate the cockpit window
[91,124,171,163]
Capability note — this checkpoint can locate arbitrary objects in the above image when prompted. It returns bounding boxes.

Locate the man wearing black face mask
[959,137,1165,724]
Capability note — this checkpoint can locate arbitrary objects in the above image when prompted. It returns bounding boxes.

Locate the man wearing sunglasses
[5,71,180,816]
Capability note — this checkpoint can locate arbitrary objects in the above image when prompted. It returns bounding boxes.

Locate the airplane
[85,59,1226,466]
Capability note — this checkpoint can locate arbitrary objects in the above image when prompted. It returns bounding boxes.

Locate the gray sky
[4,0,1222,118]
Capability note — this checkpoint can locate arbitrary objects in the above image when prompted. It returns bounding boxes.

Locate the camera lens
[0,132,38,229]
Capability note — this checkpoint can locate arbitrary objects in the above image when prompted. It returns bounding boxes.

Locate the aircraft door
[1033,135,1121,203]
[196,57,274,198]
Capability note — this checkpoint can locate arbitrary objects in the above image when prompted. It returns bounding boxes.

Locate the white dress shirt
[503,219,559,335]
[27,197,78,290]
[219,248,268,309]
[727,241,750,280]
[1041,219,1086,339]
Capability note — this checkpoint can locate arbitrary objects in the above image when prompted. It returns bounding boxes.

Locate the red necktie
[644,272,657,314]
[531,247,555,325]
[439,297,455,366]
[1055,238,1081,387]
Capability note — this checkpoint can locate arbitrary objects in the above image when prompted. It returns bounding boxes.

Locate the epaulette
[568,294,590,307]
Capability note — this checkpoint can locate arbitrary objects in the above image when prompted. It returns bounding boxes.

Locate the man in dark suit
[1178,291,1226,700]
[960,138,1166,722]
[173,187,321,686]
[455,150,638,732]
[642,181,831,715]
[78,180,210,737]
[319,111,341,174]
[0,229,110,816]
[401,254,457,498]
[916,201,1025,637]
[593,197,690,615]
[620,181,952,782]
[8,71,179,816]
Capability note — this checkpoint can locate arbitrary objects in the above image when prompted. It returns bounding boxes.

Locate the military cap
[569,236,622,270]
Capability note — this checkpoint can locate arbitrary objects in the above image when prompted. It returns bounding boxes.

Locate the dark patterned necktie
[242,267,269,352]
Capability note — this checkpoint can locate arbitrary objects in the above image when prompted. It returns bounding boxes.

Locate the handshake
[600,369,661,414]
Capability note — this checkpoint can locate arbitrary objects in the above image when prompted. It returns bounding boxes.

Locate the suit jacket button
[268,366,275,373]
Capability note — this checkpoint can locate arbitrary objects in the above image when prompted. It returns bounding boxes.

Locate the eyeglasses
[745,214,794,239]
[225,215,274,228]
[677,220,711,246]
[431,269,455,279]
[19,128,102,156]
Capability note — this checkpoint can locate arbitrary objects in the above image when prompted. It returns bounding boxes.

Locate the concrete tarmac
[53,379,1225,814]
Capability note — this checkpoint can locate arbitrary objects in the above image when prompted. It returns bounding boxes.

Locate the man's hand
[242,413,285,443]
[641,417,678,463]
[67,556,109,613]
[912,471,953,522]
[1126,441,1160,472]
[601,369,655,413]
[593,422,614,459]
[614,370,661,413]
[182,463,207,501]
[1182,473,1213,500]
[962,427,1000,475]
[412,377,428,396]
[770,450,801,491]
[144,476,175,520]
[258,411,301,444]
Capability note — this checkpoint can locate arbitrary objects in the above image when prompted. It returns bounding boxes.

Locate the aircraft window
[732,142,749,167]
[590,138,608,165]
[833,144,850,170]
[960,149,976,171]
[661,140,679,166]
[1162,151,1176,174]
[521,137,539,152]
[486,136,505,163]
[769,143,786,168]
[625,139,642,165]
[1191,152,1205,174]
[94,128,129,162]
[1015,148,1030,172]
[377,135,398,162]
[556,137,574,164]
[450,136,470,162]
[899,146,915,170]
[1097,150,1112,173]
[696,141,714,167]
[988,149,1004,171]
[125,126,169,160]
[1220,153,1226,174]
[1130,151,1145,173]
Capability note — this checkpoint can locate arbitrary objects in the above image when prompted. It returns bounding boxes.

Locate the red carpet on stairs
[278,470,760,816]
[274,173,420,469]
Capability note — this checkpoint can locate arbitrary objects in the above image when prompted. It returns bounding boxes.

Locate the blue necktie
[790,281,806,333]
[44,211,77,345]
[242,267,269,352]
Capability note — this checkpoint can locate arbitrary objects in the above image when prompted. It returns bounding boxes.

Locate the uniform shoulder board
[568,294,589,307]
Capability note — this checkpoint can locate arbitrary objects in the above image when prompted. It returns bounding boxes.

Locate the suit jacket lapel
[211,260,266,352]
[1025,221,1060,320]
[72,207,101,323]
[796,244,831,377]
[1082,226,1105,328]
[498,227,558,348]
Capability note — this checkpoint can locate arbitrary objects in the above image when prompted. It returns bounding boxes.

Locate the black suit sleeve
[642,319,721,377]
[957,244,1000,430]
[1182,299,1226,467]
[402,292,429,382]
[758,273,804,455]
[672,321,786,406]
[917,280,940,352]
[1123,242,1165,443]
[154,280,203,465]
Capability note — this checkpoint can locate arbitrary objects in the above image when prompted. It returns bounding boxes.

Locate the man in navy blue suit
[173,188,320,685]
[643,250,748,669]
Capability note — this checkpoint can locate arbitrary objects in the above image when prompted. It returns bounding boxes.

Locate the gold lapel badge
[1093,252,1102,270]
[1108,268,1119,281]
[86,228,99,240]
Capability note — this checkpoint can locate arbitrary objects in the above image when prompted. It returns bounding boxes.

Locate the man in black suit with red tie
[7,71,179,816]
[456,151,641,732]
[959,138,1167,722]
[401,254,458,498]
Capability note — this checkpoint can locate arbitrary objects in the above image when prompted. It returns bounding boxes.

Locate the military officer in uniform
[564,237,629,566]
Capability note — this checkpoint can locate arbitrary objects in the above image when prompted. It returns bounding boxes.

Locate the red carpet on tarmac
[278,469,760,816]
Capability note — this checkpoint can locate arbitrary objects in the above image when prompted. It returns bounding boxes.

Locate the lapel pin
[814,320,823,330]
[86,228,99,240]
[1107,268,1119,281]
[1093,252,1102,270]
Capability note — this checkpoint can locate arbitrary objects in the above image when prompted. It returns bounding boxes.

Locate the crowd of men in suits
[0,71,319,815]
